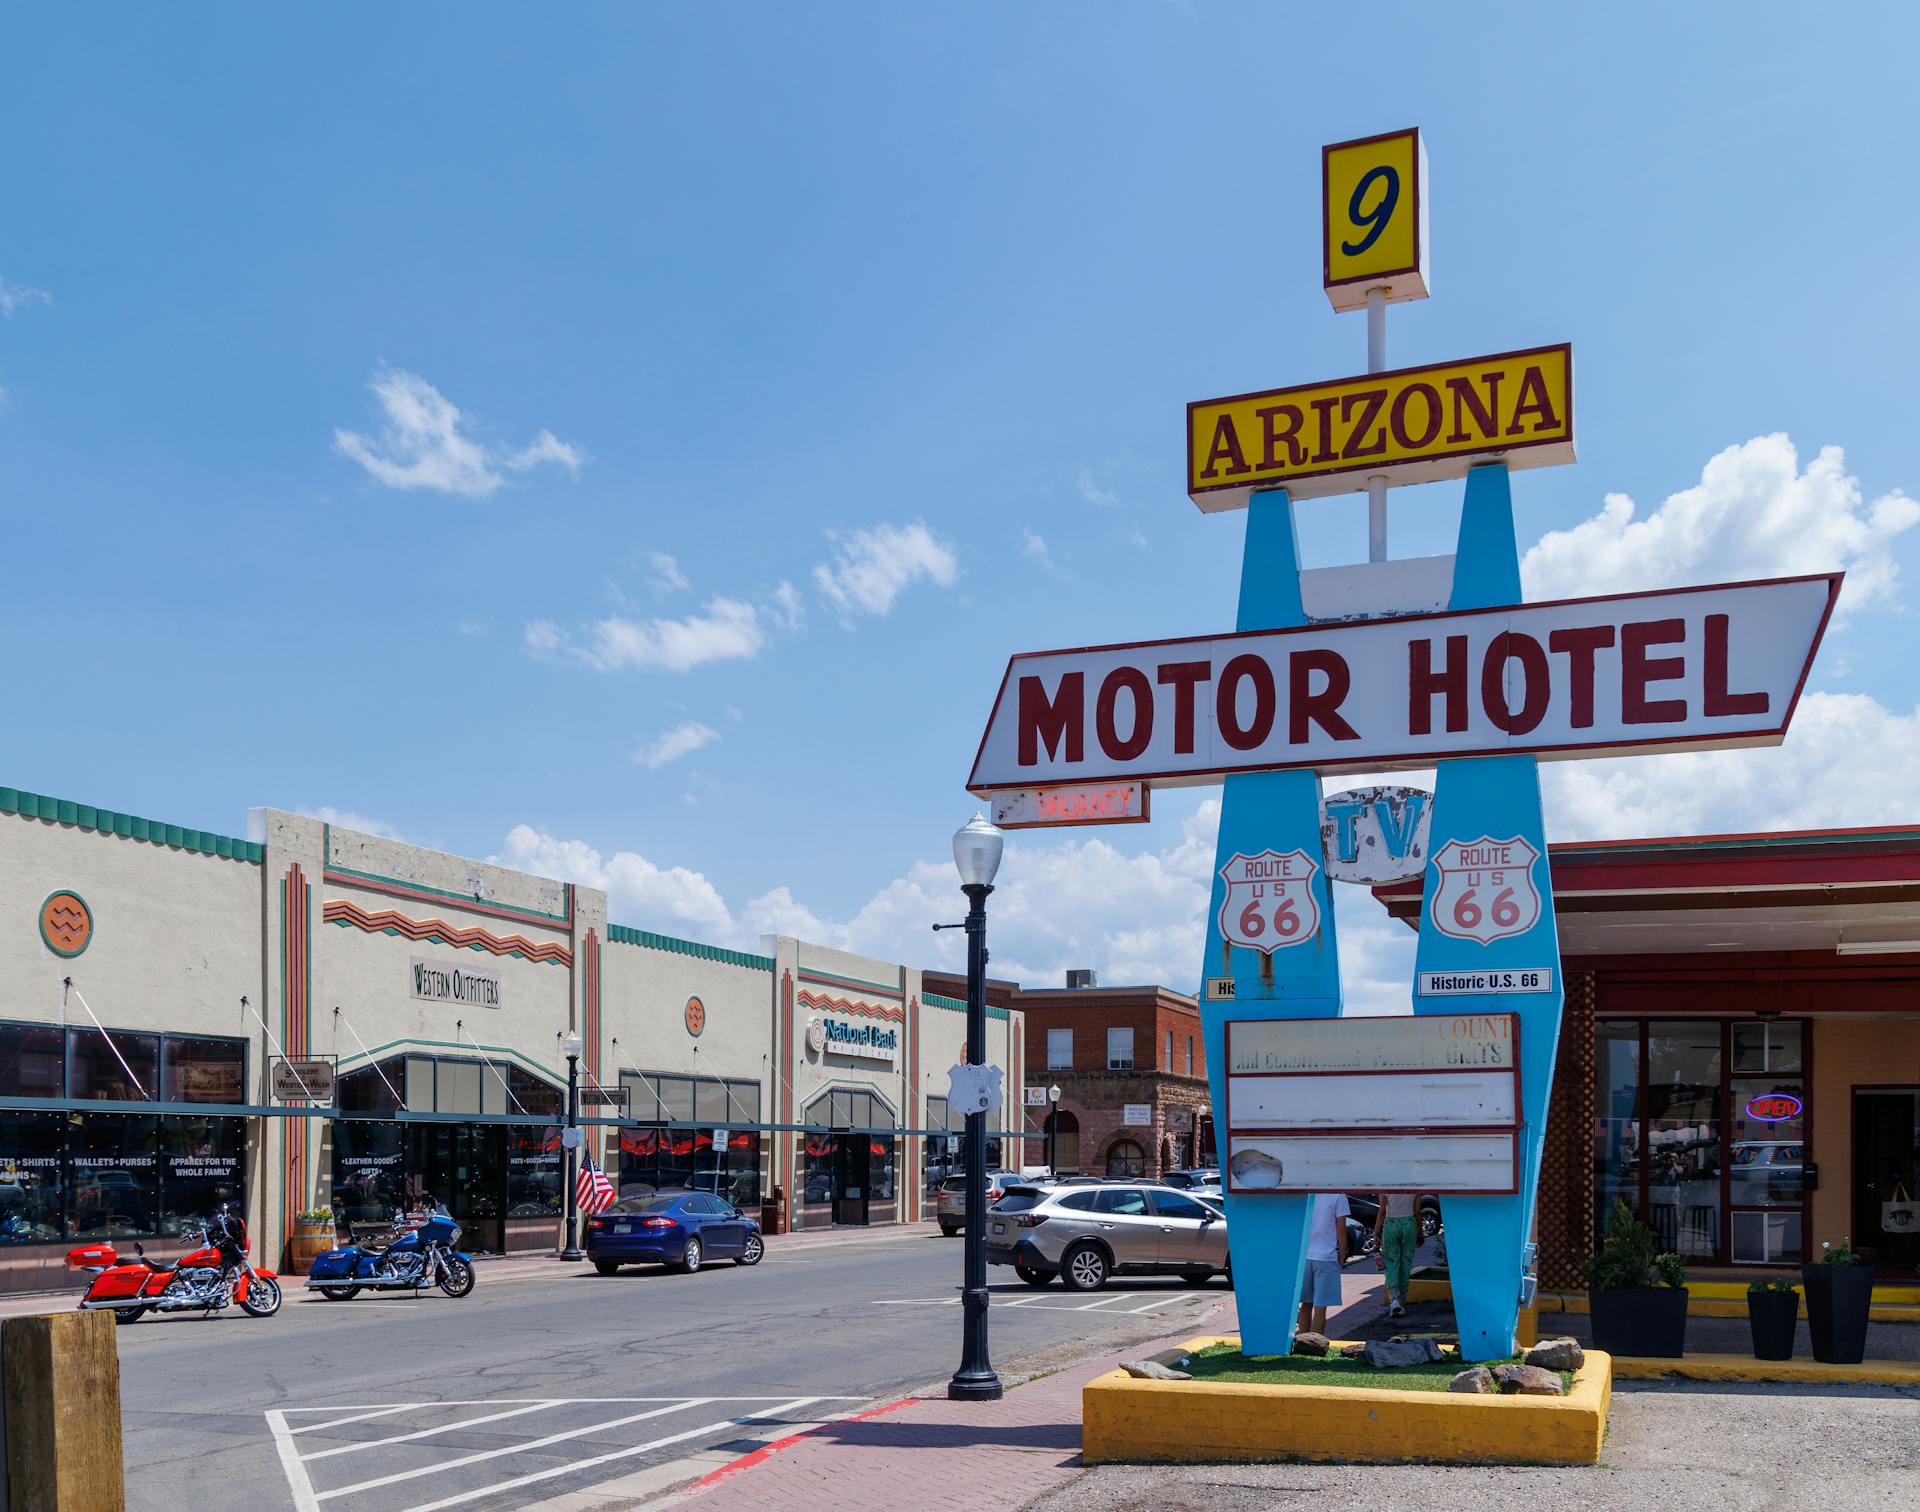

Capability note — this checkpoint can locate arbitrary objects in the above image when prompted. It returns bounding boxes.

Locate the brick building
[927,969,1212,1181]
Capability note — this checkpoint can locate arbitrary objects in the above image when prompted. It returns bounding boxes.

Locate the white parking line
[298,1399,564,1461]
[287,1404,415,1436]
[1073,1293,1143,1310]
[1128,1292,1203,1313]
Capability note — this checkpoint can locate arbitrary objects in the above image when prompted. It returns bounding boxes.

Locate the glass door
[833,1134,870,1226]
[1728,1022,1807,1265]
[1854,1089,1920,1268]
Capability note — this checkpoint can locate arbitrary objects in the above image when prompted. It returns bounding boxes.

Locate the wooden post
[2,1311,125,1512]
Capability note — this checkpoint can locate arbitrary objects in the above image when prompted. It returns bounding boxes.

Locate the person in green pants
[1372,1192,1424,1320]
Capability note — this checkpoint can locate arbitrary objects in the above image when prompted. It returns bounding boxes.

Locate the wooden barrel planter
[289,1212,339,1272]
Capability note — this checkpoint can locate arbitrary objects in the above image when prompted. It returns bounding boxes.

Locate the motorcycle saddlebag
[66,1243,119,1271]
[306,1248,359,1281]
[86,1265,152,1302]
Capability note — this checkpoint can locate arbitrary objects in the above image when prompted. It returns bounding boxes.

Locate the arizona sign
[968,573,1839,793]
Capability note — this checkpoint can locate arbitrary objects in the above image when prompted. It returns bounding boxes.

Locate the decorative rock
[1524,1338,1585,1372]
[1492,1363,1565,1396]
[1121,1358,1191,1381]
[1291,1332,1332,1357]
[1337,1344,1369,1359]
[1448,1366,1496,1393]
[1363,1337,1444,1368]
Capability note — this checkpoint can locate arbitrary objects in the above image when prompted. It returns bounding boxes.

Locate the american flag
[574,1149,616,1216]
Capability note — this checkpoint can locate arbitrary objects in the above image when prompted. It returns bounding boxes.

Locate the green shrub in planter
[1803,1238,1874,1365]
[1581,1199,1689,1358]
[1745,1277,1799,1361]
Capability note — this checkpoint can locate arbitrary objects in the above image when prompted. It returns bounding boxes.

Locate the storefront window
[505,1128,563,1216]
[1593,1021,1641,1237]
[70,1028,159,1102]
[68,1112,160,1237]
[1106,1139,1146,1179]
[159,1117,244,1236]
[1645,1022,1722,1258]
[333,1119,405,1229]
[337,1060,403,1115]
[1729,1026,1806,1263]
[0,1023,65,1098]
[508,1065,562,1116]
[0,1112,65,1242]
[162,1038,244,1103]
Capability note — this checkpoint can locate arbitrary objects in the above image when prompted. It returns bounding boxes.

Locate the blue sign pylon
[1198,486,1343,1357]
[1199,462,1563,1362]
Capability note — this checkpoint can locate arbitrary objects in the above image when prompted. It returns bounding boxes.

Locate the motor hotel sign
[968,573,1838,792]
[1188,345,1572,510]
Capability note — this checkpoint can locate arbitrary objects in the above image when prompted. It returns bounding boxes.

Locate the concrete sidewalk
[641,1266,1388,1512]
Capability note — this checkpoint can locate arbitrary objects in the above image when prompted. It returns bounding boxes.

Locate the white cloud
[769,580,805,631]
[526,597,765,673]
[298,805,401,839]
[492,825,737,943]
[633,720,720,770]
[333,369,583,498]
[456,618,489,637]
[1077,466,1119,509]
[1522,435,1920,613]
[1022,528,1053,568]
[812,521,958,619]
[0,277,50,317]
[642,550,689,592]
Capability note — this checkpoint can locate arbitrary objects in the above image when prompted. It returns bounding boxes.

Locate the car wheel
[1420,1206,1441,1240]
[1014,1263,1053,1288]
[593,1261,621,1276]
[318,1286,360,1301]
[1060,1243,1109,1292]
[736,1233,765,1266]
[1180,1269,1212,1286]
[680,1238,703,1274]
[939,1223,958,1238]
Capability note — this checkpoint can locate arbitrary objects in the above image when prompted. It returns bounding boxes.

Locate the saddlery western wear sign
[410,956,502,1009]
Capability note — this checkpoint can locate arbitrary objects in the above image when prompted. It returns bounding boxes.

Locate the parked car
[1160,1168,1219,1191]
[935,1170,1023,1237]
[585,1190,764,1275]
[985,1182,1229,1290]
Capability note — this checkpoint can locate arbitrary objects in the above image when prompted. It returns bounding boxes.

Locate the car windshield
[995,1188,1047,1213]
[607,1194,682,1215]
[942,1177,969,1192]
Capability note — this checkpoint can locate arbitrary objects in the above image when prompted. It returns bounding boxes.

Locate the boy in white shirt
[1295,1191,1351,1337]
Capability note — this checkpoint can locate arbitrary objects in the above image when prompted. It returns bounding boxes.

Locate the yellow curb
[1611,1351,1920,1386]
[1082,1334,1611,1467]
[1535,1291,1918,1324]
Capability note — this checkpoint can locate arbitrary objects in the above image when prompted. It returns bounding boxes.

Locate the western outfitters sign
[410,956,503,1010]
[967,574,1838,792]
[1187,345,1573,509]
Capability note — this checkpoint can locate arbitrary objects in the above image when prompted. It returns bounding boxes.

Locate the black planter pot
[1802,1263,1874,1365]
[1588,1286,1689,1358]
[1746,1290,1800,1360]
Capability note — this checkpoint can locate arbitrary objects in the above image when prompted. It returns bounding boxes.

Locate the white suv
[984,1182,1229,1290]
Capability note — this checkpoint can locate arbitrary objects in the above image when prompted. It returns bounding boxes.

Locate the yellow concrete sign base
[1082,1334,1611,1467]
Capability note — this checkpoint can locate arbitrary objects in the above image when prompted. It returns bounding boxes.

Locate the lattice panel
[1537,970,1597,1288]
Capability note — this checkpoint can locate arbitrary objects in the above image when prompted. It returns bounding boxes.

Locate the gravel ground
[1029,1379,1920,1512]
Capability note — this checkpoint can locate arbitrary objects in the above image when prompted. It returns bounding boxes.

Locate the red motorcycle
[68,1203,281,1324]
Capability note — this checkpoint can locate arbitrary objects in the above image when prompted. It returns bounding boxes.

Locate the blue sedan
[586,1190,765,1275]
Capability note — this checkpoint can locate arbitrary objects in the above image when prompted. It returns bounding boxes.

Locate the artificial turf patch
[1181,1343,1571,1394]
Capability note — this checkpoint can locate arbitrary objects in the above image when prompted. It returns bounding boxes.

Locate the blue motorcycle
[306,1203,475,1300]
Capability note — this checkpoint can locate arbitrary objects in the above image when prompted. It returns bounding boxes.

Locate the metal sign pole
[1366,286,1389,561]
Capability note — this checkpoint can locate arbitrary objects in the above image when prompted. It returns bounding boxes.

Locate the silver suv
[984,1182,1228,1291]
[935,1170,1023,1237]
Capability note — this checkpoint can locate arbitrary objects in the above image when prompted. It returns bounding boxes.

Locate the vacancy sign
[991,781,1147,829]
[1187,344,1572,510]
[967,573,1839,793]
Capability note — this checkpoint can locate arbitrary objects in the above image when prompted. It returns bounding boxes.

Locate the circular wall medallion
[684,996,706,1037]
[805,1016,826,1054]
[39,890,93,958]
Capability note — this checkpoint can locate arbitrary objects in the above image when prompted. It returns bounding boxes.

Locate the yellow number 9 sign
[1323,127,1429,311]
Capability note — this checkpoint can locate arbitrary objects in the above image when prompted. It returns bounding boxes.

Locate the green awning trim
[924,990,1009,1021]
[1,786,263,863]
[608,923,773,972]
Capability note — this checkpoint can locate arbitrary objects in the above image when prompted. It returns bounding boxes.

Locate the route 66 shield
[1429,835,1542,945]
[1217,849,1322,954]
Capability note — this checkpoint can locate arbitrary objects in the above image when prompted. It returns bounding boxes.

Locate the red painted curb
[682,1395,920,1494]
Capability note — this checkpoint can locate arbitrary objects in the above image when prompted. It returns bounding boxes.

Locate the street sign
[580,1086,629,1110]
[1322,785,1432,885]
[1323,127,1429,311]
[1203,976,1236,1001]
[967,573,1839,792]
[990,781,1148,829]
[1418,968,1554,997]
[1187,345,1572,510]
[270,1057,335,1105]
[559,1126,583,1151]
[1217,849,1322,953]
[948,1062,1005,1115]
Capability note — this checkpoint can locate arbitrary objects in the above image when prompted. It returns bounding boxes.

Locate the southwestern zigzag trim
[323,899,574,965]
[795,989,905,1023]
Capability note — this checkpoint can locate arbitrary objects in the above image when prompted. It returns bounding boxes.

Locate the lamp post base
[558,1248,584,1261]
[947,1369,1004,1402]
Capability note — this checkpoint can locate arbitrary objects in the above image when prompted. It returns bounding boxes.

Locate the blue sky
[5,6,1919,1001]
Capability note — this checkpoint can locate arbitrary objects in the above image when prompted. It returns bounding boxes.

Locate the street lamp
[1047,1083,1062,1177]
[948,813,1003,1402]
[559,1028,585,1261]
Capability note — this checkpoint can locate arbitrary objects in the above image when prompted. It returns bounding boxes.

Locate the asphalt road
[111,1225,1228,1512]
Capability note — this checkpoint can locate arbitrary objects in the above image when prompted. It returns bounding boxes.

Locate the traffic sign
[1323,127,1429,310]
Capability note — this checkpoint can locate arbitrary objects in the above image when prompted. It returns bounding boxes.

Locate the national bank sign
[817,1015,899,1064]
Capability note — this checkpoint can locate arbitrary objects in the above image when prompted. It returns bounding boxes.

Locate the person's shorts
[1304,1257,1343,1307]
